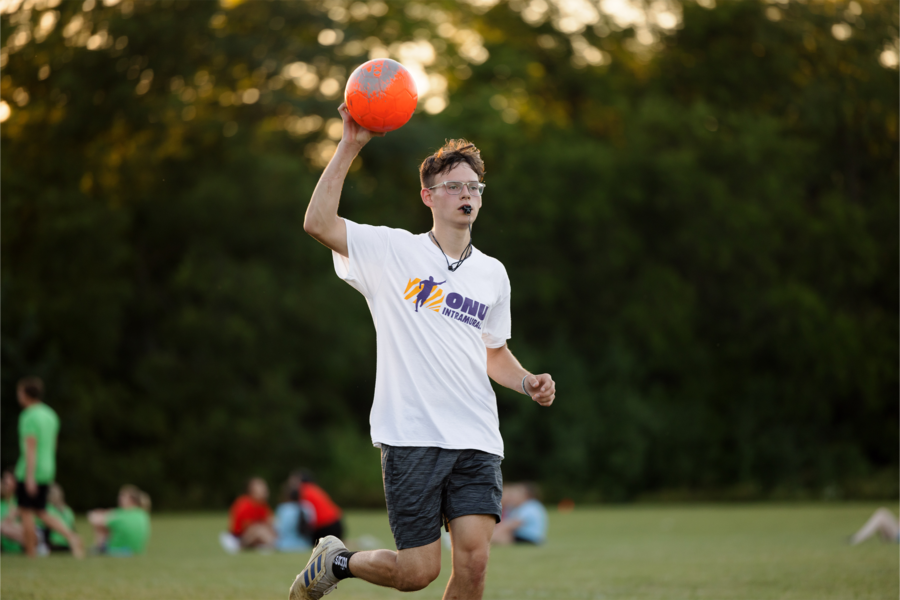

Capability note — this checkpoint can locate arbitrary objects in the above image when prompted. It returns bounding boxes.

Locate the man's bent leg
[443,515,494,600]
[348,539,441,591]
[290,536,441,599]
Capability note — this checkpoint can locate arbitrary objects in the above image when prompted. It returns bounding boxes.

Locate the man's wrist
[338,139,364,154]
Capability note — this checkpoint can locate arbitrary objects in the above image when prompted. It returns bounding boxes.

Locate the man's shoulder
[35,404,60,426]
[345,220,420,252]
[26,402,57,415]
[473,249,510,282]
[473,246,506,267]
[346,219,416,239]
[20,404,51,425]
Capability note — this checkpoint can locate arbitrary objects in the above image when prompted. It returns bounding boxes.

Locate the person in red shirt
[293,470,344,542]
[221,477,275,553]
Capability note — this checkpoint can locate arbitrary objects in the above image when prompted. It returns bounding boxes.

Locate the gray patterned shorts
[381,444,503,550]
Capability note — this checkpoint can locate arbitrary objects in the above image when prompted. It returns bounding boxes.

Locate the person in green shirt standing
[14,377,83,558]
[88,484,152,556]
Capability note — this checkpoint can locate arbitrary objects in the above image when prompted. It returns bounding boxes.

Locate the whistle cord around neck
[430,217,473,272]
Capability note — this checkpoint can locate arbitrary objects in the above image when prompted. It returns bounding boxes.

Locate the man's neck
[429,222,471,260]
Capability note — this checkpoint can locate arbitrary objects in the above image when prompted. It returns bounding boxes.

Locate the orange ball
[345,59,418,133]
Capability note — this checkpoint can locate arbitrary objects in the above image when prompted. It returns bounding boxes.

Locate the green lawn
[2,504,897,599]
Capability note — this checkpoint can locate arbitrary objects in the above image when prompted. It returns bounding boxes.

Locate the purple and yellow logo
[403,276,446,313]
[402,276,490,331]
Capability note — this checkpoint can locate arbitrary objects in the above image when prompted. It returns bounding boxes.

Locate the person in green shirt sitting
[1,469,24,553]
[88,484,152,556]
[14,377,83,558]
[38,484,76,552]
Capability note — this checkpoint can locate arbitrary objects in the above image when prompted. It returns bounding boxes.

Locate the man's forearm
[304,141,361,235]
[486,345,529,394]
[487,344,556,406]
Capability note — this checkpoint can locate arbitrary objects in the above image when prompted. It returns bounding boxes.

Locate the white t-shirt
[333,219,512,457]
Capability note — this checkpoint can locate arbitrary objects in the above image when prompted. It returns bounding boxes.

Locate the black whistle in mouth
[462,206,472,215]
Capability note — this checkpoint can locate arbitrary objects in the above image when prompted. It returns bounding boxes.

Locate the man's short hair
[17,377,44,400]
[419,139,485,189]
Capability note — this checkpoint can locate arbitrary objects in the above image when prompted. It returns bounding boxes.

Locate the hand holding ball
[344,59,418,133]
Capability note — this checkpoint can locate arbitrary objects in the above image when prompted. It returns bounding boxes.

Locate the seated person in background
[88,484,152,556]
[849,508,899,545]
[220,477,276,553]
[39,483,76,552]
[492,482,548,545]
[274,482,317,553]
[0,469,24,553]
[292,469,345,542]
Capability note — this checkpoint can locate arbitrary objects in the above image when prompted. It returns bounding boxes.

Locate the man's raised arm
[303,103,383,257]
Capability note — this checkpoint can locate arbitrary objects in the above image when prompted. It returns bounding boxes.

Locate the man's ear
[420,188,434,208]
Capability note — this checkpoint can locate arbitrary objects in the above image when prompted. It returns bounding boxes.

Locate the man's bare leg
[36,510,84,558]
[347,539,441,591]
[443,514,495,600]
[18,509,39,556]
[850,508,899,545]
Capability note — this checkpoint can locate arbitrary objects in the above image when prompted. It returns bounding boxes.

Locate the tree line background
[2,0,897,510]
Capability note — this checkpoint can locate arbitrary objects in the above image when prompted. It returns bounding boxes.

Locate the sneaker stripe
[317,554,323,572]
[304,569,311,587]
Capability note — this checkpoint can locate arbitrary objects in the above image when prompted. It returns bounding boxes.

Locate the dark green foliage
[2,0,896,509]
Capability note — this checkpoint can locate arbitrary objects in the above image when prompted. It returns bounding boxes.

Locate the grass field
[2,504,897,599]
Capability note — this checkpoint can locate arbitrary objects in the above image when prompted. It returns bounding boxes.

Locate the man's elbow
[303,217,321,237]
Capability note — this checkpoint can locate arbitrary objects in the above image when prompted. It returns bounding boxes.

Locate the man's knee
[454,547,490,583]
[394,562,440,592]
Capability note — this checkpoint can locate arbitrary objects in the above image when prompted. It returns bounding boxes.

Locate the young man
[290,104,556,600]
[14,377,84,558]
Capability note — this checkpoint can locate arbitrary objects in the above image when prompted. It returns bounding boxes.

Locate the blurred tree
[1,0,896,508]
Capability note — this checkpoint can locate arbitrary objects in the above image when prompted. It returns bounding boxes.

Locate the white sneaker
[219,531,241,554]
[289,535,347,600]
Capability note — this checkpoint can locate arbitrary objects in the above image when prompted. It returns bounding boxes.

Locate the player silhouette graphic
[414,276,446,312]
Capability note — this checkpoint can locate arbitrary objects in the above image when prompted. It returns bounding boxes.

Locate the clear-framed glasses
[424,181,486,196]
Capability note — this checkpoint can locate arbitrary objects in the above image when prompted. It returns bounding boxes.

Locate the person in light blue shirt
[274,487,317,553]
[492,482,547,545]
